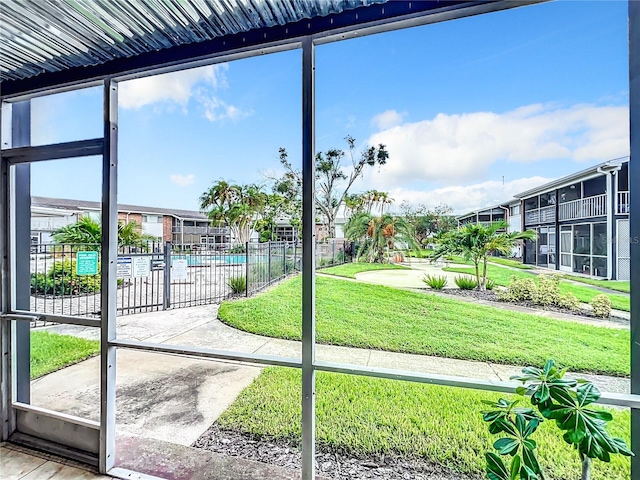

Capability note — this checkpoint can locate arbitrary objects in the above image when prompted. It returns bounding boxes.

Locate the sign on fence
[133,256,151,278]
[172,259,188,281]
[117,257,132,279]
[76,251,99,276]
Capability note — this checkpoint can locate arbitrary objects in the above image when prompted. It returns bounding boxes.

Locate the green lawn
[31,331,100,379]
[487,257,533,269]
[218,276,629,376]
[561,275,630,293]
[218,368,630,480]
[320,262,408,279]
[444,265,630,312]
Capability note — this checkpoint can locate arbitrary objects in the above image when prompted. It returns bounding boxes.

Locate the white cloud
[387,176,553,214]
[119,64,228,109]
[170,174,195,187]
[199,95,252,122]
[368,103,629,188]
[371,109,405,130]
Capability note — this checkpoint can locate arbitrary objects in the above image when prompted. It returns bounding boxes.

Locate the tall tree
[431,221,537,290]
[345,212,417,263]
[400,202,456,246]
[199,181,267,245]
[274,136,389,238]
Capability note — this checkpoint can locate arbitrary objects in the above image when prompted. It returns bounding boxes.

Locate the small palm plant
[482,359,633,480]
[431,221,536,290]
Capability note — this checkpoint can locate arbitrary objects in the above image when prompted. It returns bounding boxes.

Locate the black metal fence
[28,239,351,320]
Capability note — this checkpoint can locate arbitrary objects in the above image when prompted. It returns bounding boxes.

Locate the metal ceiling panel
[0,0,382,82]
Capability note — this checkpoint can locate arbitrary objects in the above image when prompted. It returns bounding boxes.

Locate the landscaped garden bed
[440,287,629,323]
[443,264,630,312]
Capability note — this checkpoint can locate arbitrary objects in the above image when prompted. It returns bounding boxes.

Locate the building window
[540,192,556,207]
[524,197,539,211]
[510,205,520,216]
[142,215,161,223]
[558,184,580,203]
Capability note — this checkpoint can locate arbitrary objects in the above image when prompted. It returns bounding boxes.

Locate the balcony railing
[617,191,630,214]
[31,217,77,231]
[524,205,556,225]
[172,226,229,235]
[558,194,606,221]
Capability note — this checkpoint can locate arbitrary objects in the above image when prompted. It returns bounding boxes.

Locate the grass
[218,367,630,480]
[218,276,629,376]
[319,262,409,279]
[443,264,630,312]
[561,274,630,293]
[486,257,533,269]
[31,331,100,379]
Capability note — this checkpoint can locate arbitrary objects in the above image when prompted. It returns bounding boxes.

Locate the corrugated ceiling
[0,0,383,82]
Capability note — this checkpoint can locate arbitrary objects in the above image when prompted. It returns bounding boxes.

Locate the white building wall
[142,222,163,239]
[508,214,521,233]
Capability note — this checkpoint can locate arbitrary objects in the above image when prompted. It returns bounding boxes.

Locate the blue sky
[24,0,629,214]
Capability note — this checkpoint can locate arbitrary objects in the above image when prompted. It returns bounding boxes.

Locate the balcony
[172,225,229,235]
[31,217,77,231]
[524,205,556,225]
[617,191,630,214]
[558,194,607,221]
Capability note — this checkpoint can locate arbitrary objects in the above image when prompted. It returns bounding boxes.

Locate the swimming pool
[171,254,259,266]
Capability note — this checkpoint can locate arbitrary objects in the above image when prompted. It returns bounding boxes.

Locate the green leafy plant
[503,359,633,480]
[30,259,101,296]
[534,275,561,307]
[481,398,544,480]
[431,221,536,290]
[486,279,496,291]
[557,292,581,312]
[454,275,477,290]
[590,294,612,318]
[423,274,448,290]
[228,275,247,294]
[228,244,247,254]
[498,277,538,302]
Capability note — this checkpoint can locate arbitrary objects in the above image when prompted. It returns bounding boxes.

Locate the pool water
[170,254,260,266]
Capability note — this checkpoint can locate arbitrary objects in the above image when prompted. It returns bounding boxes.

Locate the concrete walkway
[40,303,630,416]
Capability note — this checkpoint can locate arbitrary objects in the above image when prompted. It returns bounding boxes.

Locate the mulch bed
[193,424,478,480]
[440,288,628,322]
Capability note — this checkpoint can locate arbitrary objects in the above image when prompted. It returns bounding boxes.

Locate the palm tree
[200,181,267,245]
[431,221,537,290]
[52,215,102,246]
[52,216,155,248]
[345,212,417,263]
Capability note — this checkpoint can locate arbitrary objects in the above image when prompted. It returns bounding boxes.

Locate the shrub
[533,274,561,306]
[557,292,581,311]
[485,279,496,291]
[228,275,247,294]
[228,244,246,254]
[500,276,538,302]
[454,275,477,290]
[30,259,100,296]
[590,294,612,318]
[423,274,448,290]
